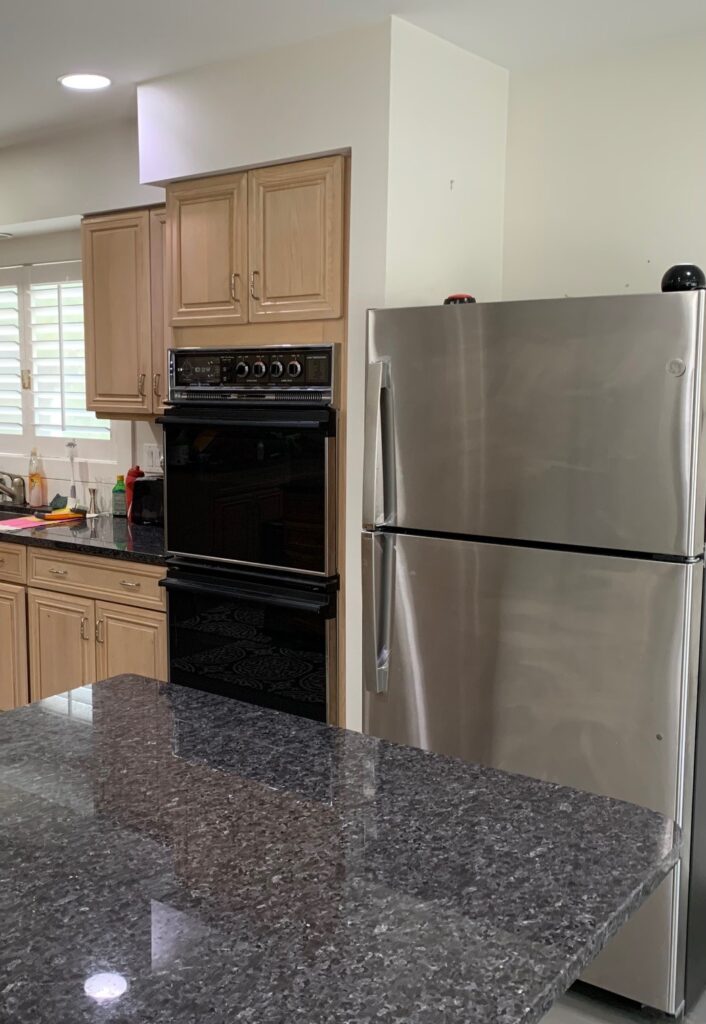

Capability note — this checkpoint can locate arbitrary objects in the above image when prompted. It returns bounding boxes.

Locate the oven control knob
[252,360,267,379]
[270,360,284,379]
[287,359,302,379]
[235,361,249,378]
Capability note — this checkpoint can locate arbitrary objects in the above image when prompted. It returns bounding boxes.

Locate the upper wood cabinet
[83,210,153,415]
[167,173,248,326]
[248,156,344,322]
[150,207,169,413]
[165,155,344,327]
[82,205,167,418]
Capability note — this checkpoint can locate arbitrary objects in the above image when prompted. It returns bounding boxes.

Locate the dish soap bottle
[28,447,44,508]
[112,475,127,518]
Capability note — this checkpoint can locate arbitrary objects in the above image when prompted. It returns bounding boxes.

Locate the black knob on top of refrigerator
[661,264,706,292]
[270,360,284,378]
[287,359,302,378]
[252,360,267,378]
[235,361,249,378]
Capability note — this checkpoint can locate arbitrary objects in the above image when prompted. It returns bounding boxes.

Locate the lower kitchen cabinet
[28,589,97,701]
[96,601,168,680]
[0,581,28,710]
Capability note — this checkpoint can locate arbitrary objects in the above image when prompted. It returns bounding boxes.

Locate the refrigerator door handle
[362,532,396,694]
[363,360,395,528]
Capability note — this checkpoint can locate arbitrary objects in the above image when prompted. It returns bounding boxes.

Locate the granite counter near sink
[0,515,165,565]
[0,674,681,1024]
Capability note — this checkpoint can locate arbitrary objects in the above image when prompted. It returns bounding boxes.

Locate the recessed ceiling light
[58,73,111,91]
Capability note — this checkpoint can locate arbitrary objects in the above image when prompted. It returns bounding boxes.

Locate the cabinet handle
[95,619,104,644]
[80,617,89,641]
[49,568,68,577]
[120,580,140,589]
[250,270,260,301]
[230,272,241,303]
[153,372,161,398]
[138,373,146,396]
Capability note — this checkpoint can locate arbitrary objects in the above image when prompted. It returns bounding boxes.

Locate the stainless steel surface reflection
[366,293,706,557]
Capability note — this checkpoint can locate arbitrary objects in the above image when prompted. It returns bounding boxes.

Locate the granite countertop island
[0,514,165,565]
[0,676,680,1024]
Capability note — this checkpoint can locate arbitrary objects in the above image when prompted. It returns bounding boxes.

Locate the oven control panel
[168,346,336,404]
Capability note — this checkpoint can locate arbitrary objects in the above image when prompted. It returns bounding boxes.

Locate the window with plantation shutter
[0,282,22,435]
[29,275,109,441]
[0,261,121,463]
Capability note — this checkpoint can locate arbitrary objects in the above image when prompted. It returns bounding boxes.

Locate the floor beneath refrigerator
[550,982,706,1024]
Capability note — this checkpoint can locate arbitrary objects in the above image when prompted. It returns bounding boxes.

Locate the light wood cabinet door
[150,207,169,414]
[95,601,167,681]
[28,589,96,701]
[167,173,248,326]
[248,155,344,322]
[82,210,153,415]
[0,582,28,710]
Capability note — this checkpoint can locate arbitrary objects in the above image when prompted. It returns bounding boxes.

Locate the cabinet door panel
[28,589,96,701]
[248,155,343,322]
[0,582,28,710]
[150,207,169,414]
[96,601,167,681]
[82,211,152,414]
[167,173,248,325]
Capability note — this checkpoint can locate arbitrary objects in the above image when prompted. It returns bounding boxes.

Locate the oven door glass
[162,408,333,574]
[164,569,334,722]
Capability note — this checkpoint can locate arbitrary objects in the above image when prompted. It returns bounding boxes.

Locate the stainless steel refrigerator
[362,292,706,1016]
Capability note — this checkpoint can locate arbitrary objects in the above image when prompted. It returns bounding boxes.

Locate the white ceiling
[3,0,706,148]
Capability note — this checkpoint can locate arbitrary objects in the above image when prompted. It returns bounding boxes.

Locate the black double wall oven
[159,346,338,723]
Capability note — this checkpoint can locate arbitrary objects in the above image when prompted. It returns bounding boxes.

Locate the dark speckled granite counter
[0,675,680,1024]
[0,514,165,565]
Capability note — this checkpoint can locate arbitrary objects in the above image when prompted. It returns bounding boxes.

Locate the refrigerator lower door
[362,531,702,1013]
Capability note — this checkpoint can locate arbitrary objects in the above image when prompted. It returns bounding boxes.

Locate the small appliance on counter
[158,345,339,725]
[130,476,164,526]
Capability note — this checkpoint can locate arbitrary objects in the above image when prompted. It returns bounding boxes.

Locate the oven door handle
[160,576,333,614]
[156,415,329,430]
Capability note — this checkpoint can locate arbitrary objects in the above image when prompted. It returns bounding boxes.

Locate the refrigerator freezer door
[362,531,702,1012]
[366,292,706,557]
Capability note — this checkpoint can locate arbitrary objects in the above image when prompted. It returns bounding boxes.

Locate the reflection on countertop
[0,675,681,1024]
[0,514,165,565]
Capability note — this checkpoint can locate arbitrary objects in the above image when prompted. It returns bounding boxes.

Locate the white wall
[385,20,508,306]
[503,35,706,300]
[0,228,81,266]
[138,23,393,730]
[0,119,163,228]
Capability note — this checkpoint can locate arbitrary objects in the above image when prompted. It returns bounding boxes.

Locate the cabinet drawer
[0,542,27,585]
[28,549,165,611]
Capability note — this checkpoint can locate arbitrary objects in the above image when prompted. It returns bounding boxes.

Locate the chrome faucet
[0,472,26,506]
